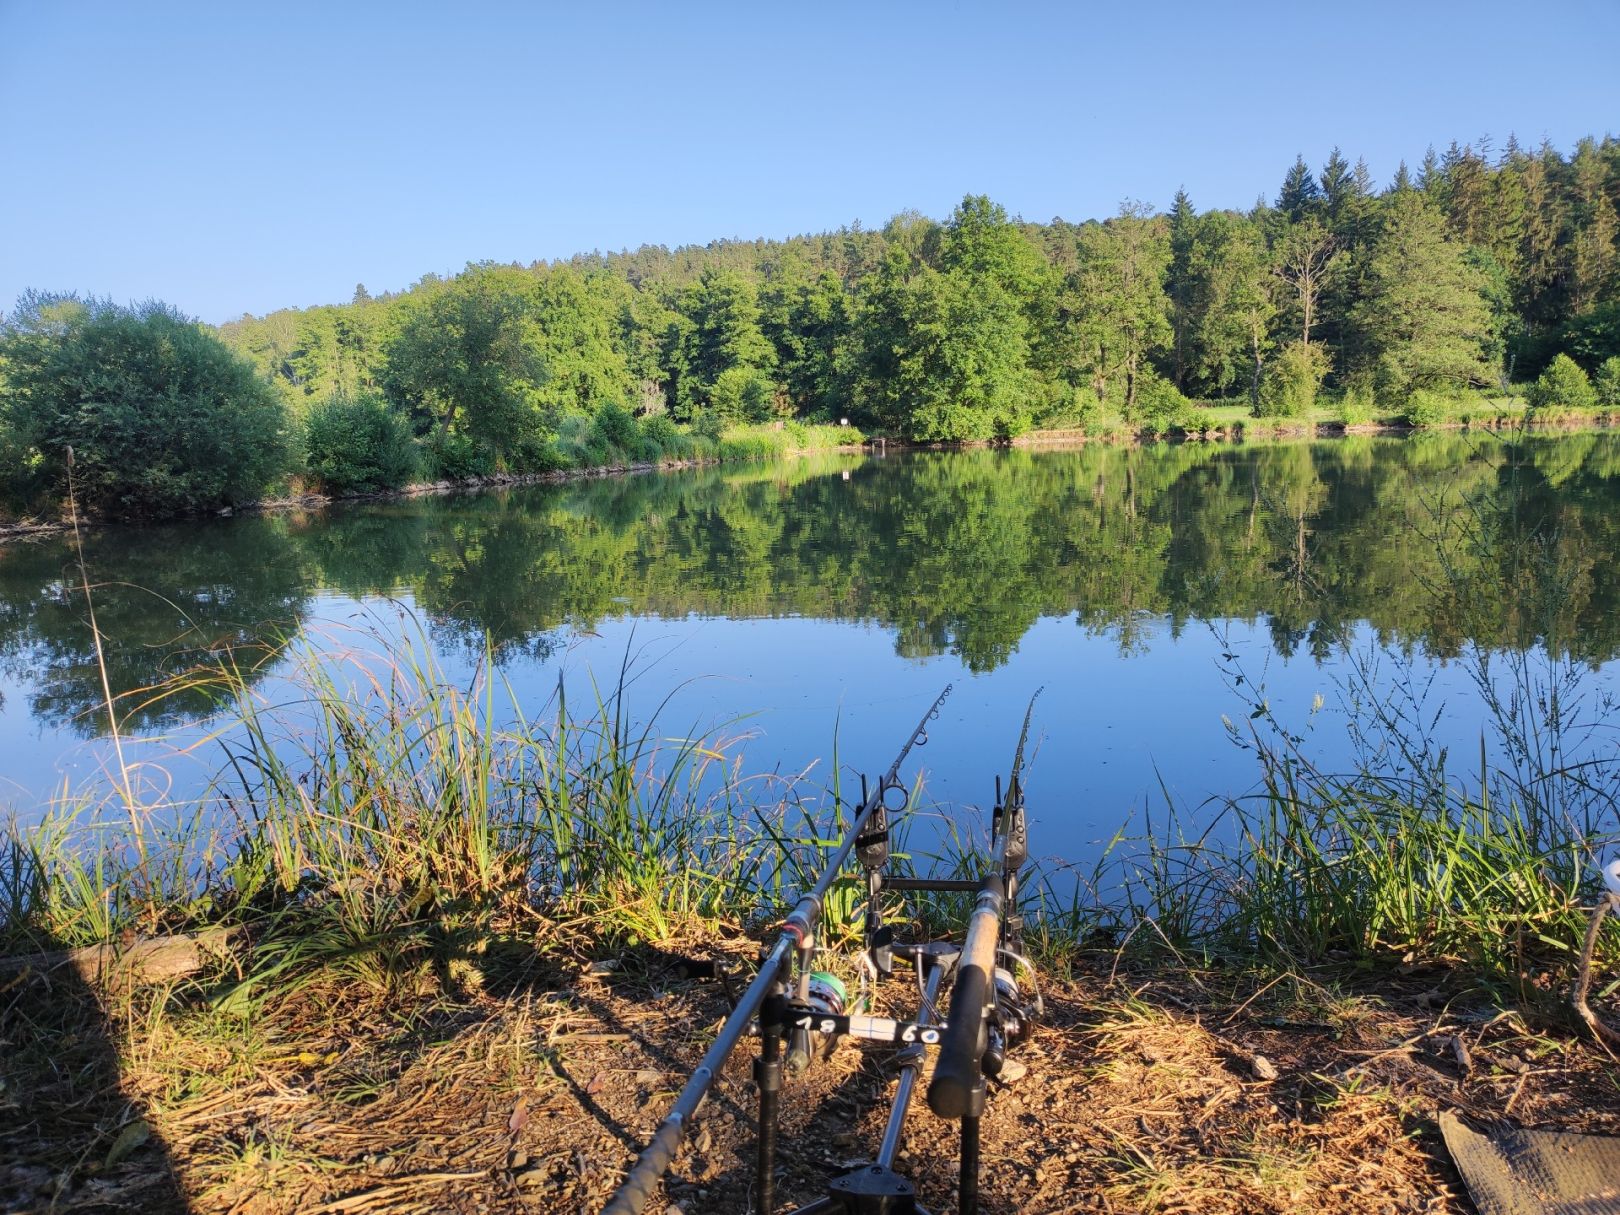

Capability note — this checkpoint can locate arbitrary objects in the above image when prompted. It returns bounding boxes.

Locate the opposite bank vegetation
[4,134,1620,523]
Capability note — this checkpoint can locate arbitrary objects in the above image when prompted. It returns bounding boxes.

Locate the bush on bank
[1529,353,1599,413]
[304,391,420,493]
[0,294,289,519]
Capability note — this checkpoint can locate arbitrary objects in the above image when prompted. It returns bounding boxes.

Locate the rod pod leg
[958,1077,986,1215]
[755,999,786,1215]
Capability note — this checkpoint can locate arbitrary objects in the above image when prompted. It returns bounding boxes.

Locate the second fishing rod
[602,685,954,1215]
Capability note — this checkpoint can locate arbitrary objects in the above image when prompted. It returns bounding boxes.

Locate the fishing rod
[602,685,956,1215]
[603,689,1044,1215]
[926,692,1041,1214]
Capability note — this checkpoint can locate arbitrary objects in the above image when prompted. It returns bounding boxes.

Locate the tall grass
[1,618,777,998]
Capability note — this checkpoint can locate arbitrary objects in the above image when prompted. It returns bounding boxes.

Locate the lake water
[4,433,1620,866]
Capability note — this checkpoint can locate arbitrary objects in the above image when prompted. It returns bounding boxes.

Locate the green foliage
[857,196,1050,441]
[1032,383,1102,430]
[303,392,420,494]
[1255,341,1330,417]
[1177,408,1219,436]
[1065,203,1173,418]
[422,429,497,480]
[1182,210,1274,400]
[670,268,778,420]
[1594,356,1620,408]
[1334,380,1376,426]
[1401,388,1449,427]
[1534,355,1600,412]
[12,132,1620,514]
[636,414,686,459]
[0,294,289,518]
[1527,353,1598,412]
[1351,192,1493,396]
[381,266,545,469]
[708,365,775,424]
[1134,373,1190,428]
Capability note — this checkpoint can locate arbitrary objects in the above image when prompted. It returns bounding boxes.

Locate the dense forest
[4,135,1620,517]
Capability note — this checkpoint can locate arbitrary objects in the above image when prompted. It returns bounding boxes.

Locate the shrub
[1177,409,1219,436]
[691,411,725,443]
[1255,341,1331,418]
[637,415,686,460]
[1133,374,1190,427]
[422,429,495,480]
[708,367,775,424]
[1527,353,1597,412]
[1334,379,1376,426]
[0,293,289,517]
[589,401,640,456]
[1591,356,1620,409]
[1402,389,1448,428]
[304,392,419,494]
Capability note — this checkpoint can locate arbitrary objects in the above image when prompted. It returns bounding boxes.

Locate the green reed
[1,617,775,997]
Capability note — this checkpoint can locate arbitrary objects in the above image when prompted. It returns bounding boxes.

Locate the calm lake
[4,433,1620,867]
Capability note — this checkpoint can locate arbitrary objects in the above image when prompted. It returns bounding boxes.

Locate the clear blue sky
[3,0,1617,324]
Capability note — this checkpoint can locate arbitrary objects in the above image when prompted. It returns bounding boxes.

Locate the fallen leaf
[586,1072,606,1095]
[104,1120,150,1168]
[509,1096,530,1134]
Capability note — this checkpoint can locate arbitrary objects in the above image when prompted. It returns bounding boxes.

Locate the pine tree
[1566,137,1620,315]
[1350,192,1494,394]
[1167,187,1198,389]
[1277,155,1323,223]
[1319,149,1353,219]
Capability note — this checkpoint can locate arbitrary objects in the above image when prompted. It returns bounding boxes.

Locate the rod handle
[927,876,1002,1119]
[602,1114,684,1215]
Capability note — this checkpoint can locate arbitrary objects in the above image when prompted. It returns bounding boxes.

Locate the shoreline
[3,413,1617,544]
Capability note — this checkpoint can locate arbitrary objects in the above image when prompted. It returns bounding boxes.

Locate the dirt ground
[3,934,1618,1215]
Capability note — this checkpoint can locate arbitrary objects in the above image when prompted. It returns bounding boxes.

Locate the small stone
[999,1058,1029,1084]
[1251,1054,1280,1081]
[510,1151,529,1171]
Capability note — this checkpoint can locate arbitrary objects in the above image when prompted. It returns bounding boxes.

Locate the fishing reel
[982,961,1041,1079]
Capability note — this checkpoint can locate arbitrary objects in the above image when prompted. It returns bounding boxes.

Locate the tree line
[3,134,1619,517]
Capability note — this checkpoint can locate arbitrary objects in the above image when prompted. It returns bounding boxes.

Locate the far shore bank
[4,411,1618,545]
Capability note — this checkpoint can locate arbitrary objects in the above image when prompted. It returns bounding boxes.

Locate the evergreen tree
[1565,137,1620,315]
[1319,149,1353,219]
[673,267,777,420]
[1277,155,1323,223]
[1349,192,1494,395]
[1167,187,1198,389]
